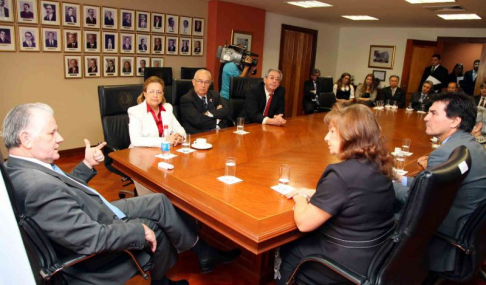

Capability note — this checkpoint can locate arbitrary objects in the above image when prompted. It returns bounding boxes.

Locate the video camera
[216,44,258,68]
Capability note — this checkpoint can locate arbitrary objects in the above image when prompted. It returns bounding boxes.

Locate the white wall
[262,12,340,78]
[335,27,486,87]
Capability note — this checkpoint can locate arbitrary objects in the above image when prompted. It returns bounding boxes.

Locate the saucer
[417,110,427,114]
[192,143,212,150]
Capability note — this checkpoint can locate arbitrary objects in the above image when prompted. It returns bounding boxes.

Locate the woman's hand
[167,133,183,146]
[285,188,316,200]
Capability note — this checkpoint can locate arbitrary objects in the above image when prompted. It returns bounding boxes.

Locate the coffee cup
[394,147,401,154]
[194,138,207,146]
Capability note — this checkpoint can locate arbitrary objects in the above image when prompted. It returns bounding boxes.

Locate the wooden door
[401,40,437,95]
[278,25,317,117]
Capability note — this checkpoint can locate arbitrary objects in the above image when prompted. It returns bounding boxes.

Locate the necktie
[201,97,207,110]
[420,93,426,102]
[431,66,435,73]
[264,93,274,117]
[480,97,485,108]
[51,164,126,219]
[50,40,53,46]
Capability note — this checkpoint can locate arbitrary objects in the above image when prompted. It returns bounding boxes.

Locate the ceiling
[213,0,486,28]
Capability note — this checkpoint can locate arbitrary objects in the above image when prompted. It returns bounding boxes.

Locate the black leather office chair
[287,146,471,285]
[97,84,142,198]
[317,92,336,112]
[145,67,173,101]
[317,76,334,93]
[181,67,205,79]
[229,77,263,124]
[0,156,151,284]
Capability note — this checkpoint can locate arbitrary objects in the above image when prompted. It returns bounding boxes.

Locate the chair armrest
[288,254,366,285]
[434,232,470,254]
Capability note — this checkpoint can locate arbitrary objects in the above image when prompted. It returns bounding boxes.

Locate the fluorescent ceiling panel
[406,0,455,3]
[437,13,481,20]
[286,1,332,8]
[342,15,379,21]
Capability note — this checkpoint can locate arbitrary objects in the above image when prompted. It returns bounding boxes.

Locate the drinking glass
[402,138,411,154]
[182,134,191,152]
[225,157,236,178]
[395,152,406,174]
[420,104,426,112]
[386,100,390,107]
[279,164,291,185]
[408,103,413,110]
[237,117,245,133]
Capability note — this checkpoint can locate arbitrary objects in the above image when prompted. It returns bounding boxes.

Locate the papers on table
[176,148,196,154]
[271,184,295,195]
[217,176,242,184]
[393,169,408,176]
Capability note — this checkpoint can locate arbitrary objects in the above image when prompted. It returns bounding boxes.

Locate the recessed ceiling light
[286,1,332,8]
[406,0,455,4]
[342,15,379,21]
[437,13,482,20]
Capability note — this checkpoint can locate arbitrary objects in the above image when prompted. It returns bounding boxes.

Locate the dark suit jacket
[68,67,78,74]
[138,44,147,51]
[181,46,189,52]
[241,82,285,124]
[45,39,57,47]
[67,42,78,48]
[154,44,162,51]
[106,66,115,73]
[0,37,9,43]
[44,14,55,21]
[104,17,114,25]
[87,42,97,49]
[65,15,76,23]
[22,41,35,47]
[20,11,33,18]
[302,79,320,104]
[86,16,96,24]
[463,70,477,96]
[122,20,131,27]
[194,48,201,53]
[88,66,98,73]
[168,46,175,52]
[138,67,144,73]
[419,64,449,93]
[0,6,9,17]
[180,89,231,134]
[381,86,407,108]
[122,44,131,50]
[154,21,161,28]
[475,95,486,108]
[411,92,434,111]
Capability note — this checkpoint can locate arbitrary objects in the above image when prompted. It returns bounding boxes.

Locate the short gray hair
[2,103,53,149]
[264,69,283,81]
[423,80,434,88]
[193,69,211,80]
[312,69,321,75]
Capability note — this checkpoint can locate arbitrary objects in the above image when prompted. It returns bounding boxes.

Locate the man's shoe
[198,249,241,274]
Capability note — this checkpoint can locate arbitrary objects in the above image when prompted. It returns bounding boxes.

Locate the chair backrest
[229,77,263,121]
[181,67,205,79]
[367,146,471,284]
[317,92,336,110]
[318,76,334,93]
[144,67,173,85]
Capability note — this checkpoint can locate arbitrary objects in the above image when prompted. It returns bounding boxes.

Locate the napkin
[271,184,295,195]
[233,130,250,135]
[217,176,243,184]
[155,153,178,159]
[176,148,196,154]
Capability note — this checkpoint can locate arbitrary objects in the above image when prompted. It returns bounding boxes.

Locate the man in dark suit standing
[382,75,407,108]
[463,60,480,96]
[2,103,240,285]
[180,70,231,134]
[65,7,76,23]
[419,54,449,93]
[45,32,57,47]
[242,69,286,126]
[85,8,96,24]
[474,82,486,108]
[20,3,33,18]
[43,4,56,21]
[0,0,9,18]
[411,81,434,111]
[302,69,321,114]
[393,94,486,274]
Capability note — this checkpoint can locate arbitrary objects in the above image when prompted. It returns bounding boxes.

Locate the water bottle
[161,141,170,158]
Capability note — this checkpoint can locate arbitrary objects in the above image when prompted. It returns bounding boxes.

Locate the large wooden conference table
[110,108,434,284]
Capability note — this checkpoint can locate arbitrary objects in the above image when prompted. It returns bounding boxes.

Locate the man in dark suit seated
[463,59,480,96]
[411,81,434,111]
[302,69,321,114]
[381,75,406,108]
[2,103,240,285]
[180,70,231,134]
[475,82,486,108]
[241,69,286,126]
[418,54,449,94]
[393,94,486,274]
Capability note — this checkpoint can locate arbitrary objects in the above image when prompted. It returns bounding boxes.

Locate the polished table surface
[110,108,434,257]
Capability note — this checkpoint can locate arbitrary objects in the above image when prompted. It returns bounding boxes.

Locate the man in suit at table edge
[418,53,449,94]
[382,75,407,109]
[2,103,240,285]
[393,93,486,274]
[302,68,322,115]
[241,68,286,126]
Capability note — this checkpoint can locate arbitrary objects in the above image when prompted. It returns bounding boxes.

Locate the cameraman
[220,56,255,100]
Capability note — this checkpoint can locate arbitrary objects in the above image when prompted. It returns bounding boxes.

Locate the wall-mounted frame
[192,18,204,37]
[84,55,100,78]
[0,24,16,51]
[120,56,134,77]
[40,0,59,26]
[63,29,81,52]
[179,16,191,36]
[151,12,164,33]
[368,45,396,70]
[83,5,100,29]
[17,0,38,24]
[192,38,203,56]
[103,55,118,77]
[101,6,117,30]
[151,57,163,68]
[373,70,386,82]
[231,30,252,51]
[151,34,164,54]
[179,37,190,56]
[84,30,99,53]
[136,56,149,77]
[166,14,178,34]
[61,2,80,28]
[120,32,134,53]
[120,9,134,31]
[0,0,14,23]
[64,55,82,78]
[42,27,61,52]
[136,33,149,54]
[102,31,118,53]
[136,10,150,32]
[166,35,178,55]
[18,25,39,51]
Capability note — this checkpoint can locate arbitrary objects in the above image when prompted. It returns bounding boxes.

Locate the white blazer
[128,101,186,147]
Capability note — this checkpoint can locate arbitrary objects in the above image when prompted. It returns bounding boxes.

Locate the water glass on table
[395,151,406,175]
[225,157,236,178]
[279,164,291,186]
[182,134,191,152]
[402,138,411,154]
[237,117,245,133]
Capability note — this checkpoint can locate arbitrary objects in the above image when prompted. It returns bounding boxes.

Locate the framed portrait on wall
[192,18,204,37]
[84,55,100,78]
[151,34,164,55]
[373,70,386,82]
[192,38,203,56]
[83,5,100,29]
[0,25,16,51]
[40,0,60,26]
[179,37,190,56]
[0,0,14,23]
[61,2,80,28]
[136,33,150,54]
[84,30,99,53]
[101,6,117,29]
[136,10,150,32]
[102,31,118,53]
[64,55,82,79]
[368,45,396,70]
[166,36,178,55]
[120,56,134,77]
[18,26,40,51]
[166,14,178,34]
[42,27,61,52]
[17,0,38,24]
[135,56,149,77]
[120,32,134,54]
[151,57,163,68]
[179,16,191,36]
[151,13,164,33]
[231,30,252,51]
[103,55,118,77]
[120,9,134,31]
[63,29,81,52]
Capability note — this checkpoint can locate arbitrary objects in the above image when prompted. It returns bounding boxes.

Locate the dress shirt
[0,7,5,17]
[262,88,273,125]
[391,87,397,96]
[147,102,165,137]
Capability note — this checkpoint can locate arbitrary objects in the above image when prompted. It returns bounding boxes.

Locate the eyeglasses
[195,79,212,86]
[147,90,163,95]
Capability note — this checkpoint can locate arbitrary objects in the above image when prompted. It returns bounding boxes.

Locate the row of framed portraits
[0,0,205,36]
[64,55,163,79]
[0,25,205,55]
